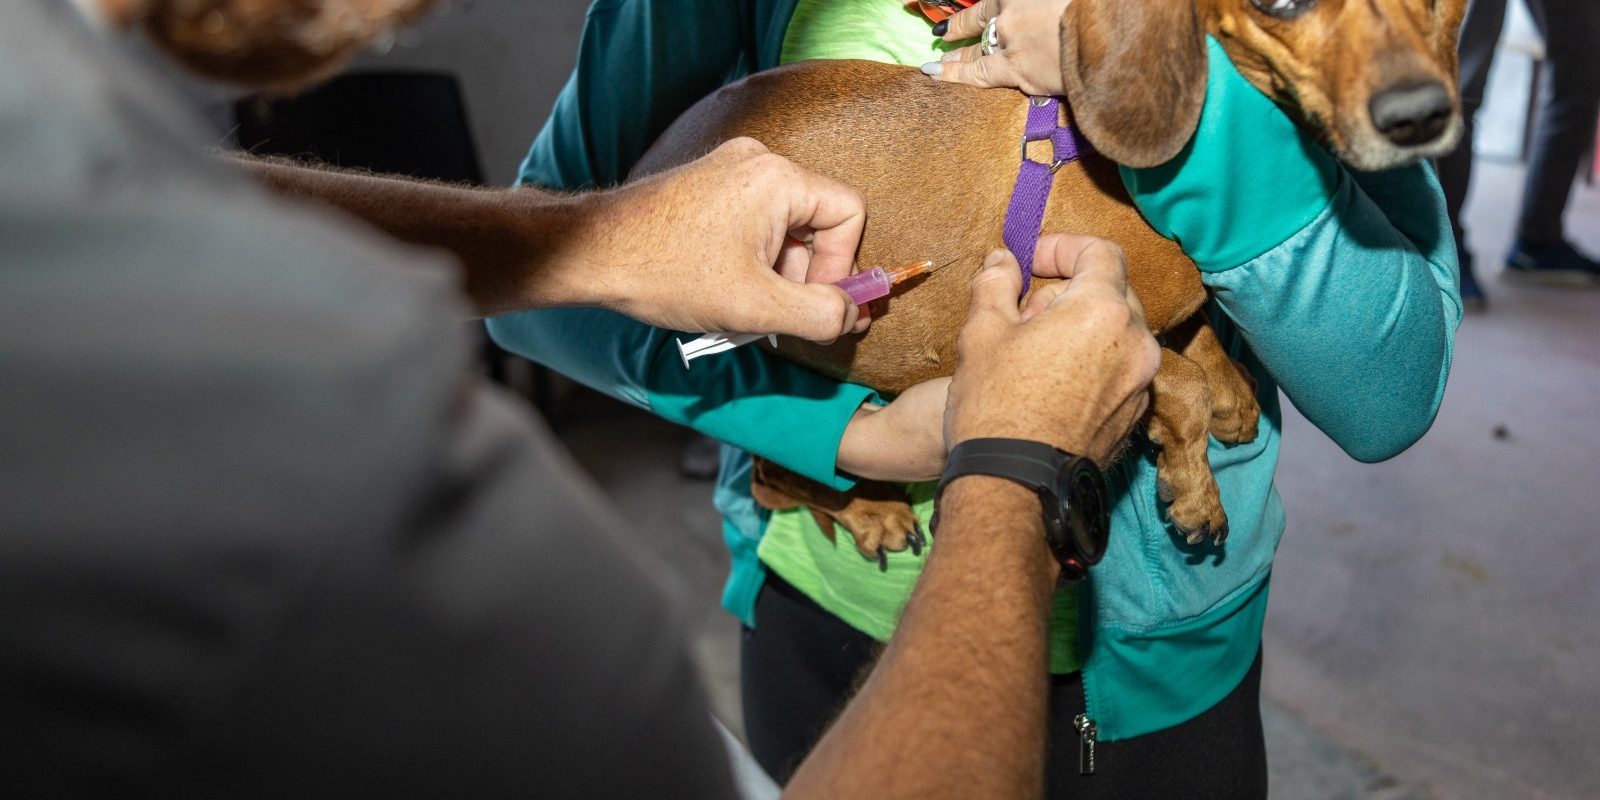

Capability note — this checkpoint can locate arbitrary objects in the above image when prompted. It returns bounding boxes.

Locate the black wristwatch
[932,438,1110,583]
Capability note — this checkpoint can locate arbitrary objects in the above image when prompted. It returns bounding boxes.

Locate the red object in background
[907,0,977,24]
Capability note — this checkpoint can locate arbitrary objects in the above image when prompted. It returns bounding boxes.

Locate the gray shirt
[0,3,737,796]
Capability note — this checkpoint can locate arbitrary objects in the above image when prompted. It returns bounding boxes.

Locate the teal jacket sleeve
[493,0,877,491]
[518,0,752,189]
[487,309,877,489]
[1121,37,1462,463]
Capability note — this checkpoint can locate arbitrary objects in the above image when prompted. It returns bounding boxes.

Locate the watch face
[1056,458,1109,564]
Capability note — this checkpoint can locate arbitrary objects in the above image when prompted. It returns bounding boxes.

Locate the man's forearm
[785,477,1058,799]
[243,157,601,316]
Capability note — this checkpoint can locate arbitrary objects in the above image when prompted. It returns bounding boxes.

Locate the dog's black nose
[1369,81,1454,147]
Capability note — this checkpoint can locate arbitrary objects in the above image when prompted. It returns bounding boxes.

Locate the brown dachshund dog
[634,0,1467,557]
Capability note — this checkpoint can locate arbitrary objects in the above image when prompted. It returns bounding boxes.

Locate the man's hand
[242,140,867,336]
[575,138,869,342]
[945,234,1160,464]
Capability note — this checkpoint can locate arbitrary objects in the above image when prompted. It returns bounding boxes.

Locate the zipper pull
[1074,713,1098,775]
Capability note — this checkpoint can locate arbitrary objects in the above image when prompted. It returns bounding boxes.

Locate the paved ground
[1261,161,1600,800]
[536,158,1598,799]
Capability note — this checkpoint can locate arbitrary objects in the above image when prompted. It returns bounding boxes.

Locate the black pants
[741,573,1267,799]
[1437,0,1600,248]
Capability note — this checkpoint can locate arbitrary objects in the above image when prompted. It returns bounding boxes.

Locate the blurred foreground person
[0,1,1157,797]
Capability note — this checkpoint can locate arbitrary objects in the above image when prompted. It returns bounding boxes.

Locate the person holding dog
[484,0,1462,796]
[1,0,1161,797]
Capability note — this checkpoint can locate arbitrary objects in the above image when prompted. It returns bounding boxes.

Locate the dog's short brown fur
[634,0,1466,557]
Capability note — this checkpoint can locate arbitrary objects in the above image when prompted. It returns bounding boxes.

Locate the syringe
[832,259,939,305]
[677,258,945,368]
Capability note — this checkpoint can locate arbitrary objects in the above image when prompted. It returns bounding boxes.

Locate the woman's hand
[921,0,1073,96]
[836,377,952,483]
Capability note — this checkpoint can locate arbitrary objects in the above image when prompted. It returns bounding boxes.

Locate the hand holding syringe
[678,258,946,367]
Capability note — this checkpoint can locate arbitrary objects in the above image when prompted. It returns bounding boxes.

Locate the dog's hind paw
[832,497,925,567]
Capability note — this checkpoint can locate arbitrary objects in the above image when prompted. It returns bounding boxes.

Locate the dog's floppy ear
[1059,0,1208,168]
[1429,0,1470,80]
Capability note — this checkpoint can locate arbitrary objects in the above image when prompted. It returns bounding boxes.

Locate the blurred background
[214,1,1599,797]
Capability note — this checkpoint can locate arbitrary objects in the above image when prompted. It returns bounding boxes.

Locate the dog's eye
[1250,0,1316,18]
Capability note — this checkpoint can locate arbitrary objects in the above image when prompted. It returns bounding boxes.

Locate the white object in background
[1476,0,1545,163]
[677,333,779,368]
[714,718,780,800]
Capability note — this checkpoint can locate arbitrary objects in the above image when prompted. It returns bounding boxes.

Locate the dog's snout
[1368,81,1454,148]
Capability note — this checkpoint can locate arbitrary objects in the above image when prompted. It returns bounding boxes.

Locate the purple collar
[1002,96,1094,296]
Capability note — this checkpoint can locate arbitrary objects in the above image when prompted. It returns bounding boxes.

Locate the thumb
[969,248,1025,319]
[756,280,859,343]
[961,248,1024,348]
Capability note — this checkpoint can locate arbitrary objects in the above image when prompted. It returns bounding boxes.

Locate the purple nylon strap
[1002,96,1094,296]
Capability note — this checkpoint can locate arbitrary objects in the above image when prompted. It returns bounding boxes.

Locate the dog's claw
[1186,522,1210,546]
[1213,522,1229,545]
[909,521,925,556]
[877,547,889,572]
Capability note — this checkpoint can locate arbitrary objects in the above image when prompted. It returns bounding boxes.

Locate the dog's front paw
[832,496,927,571]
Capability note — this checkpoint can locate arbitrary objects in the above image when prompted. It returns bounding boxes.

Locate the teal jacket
[486,0,1460,742]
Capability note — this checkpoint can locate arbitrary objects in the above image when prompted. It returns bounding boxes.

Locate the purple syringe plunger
[833,267,891,305]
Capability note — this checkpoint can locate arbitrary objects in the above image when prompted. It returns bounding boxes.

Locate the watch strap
[937,438,1067,499]
[935,438,1107,584]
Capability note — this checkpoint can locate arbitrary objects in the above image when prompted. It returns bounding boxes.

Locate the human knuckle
[1084,238,1126,264]
[1083,293,1132,323]
[1140,337,1163,375]
[725,136,764,156]
[752,151,796,180]
[1083,303,1141,341]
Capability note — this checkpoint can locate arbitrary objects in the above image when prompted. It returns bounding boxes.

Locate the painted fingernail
[920,61,942,77]
[931,19,949,36]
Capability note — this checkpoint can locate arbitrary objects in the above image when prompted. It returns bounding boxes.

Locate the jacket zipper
[1074,713,1098,775]
[1074,579,1098,776]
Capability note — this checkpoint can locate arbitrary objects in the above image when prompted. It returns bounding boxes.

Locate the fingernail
[919,61,942,77]
[931,19,949,36]
[942,50,963,62]
[983,248,1008,268]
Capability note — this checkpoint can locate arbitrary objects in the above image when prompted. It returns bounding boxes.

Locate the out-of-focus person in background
[0,0,1160,797]
[1437,0,1600,308]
